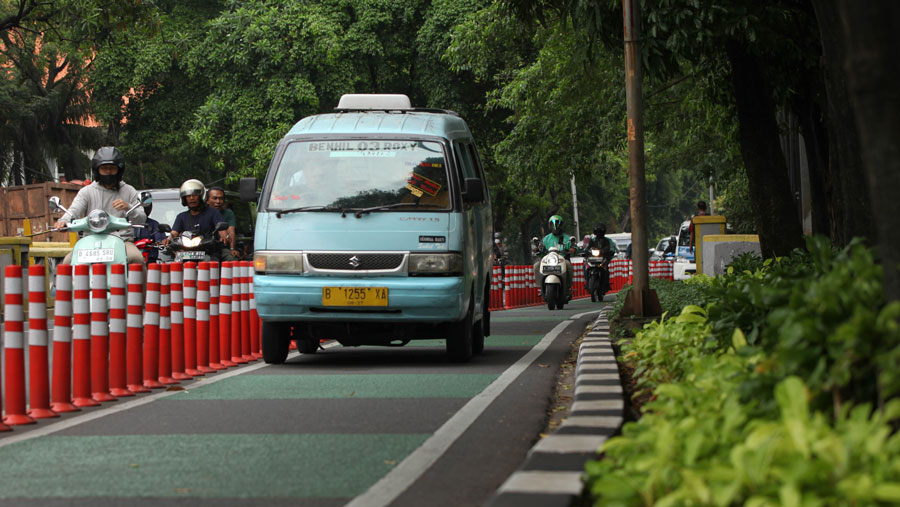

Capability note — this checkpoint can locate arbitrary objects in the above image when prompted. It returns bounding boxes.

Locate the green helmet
[548,215,562,234]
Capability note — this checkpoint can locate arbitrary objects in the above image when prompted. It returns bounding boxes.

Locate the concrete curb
[486,306,622,507]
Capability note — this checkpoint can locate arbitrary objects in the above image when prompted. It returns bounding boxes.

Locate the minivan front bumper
[254,274,466,323]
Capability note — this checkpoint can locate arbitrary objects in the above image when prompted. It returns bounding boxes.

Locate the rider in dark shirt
[163,179,233,262]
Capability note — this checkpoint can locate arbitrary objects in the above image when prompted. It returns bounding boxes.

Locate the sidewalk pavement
[486,305,622,507]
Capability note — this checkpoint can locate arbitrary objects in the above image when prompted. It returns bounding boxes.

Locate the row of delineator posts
[488,259,676,310]
[0,261,260,431]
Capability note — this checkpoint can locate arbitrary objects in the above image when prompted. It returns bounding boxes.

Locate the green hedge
[589,237,900,505]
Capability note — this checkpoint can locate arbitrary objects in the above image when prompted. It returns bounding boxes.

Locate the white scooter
[537,245,569,310]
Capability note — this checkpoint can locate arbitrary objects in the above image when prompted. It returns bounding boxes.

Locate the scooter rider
[134,196,167,263]
[162,179,233,261]
[582,223,614,293]
[54,146,146,264]
[533,214,576,298]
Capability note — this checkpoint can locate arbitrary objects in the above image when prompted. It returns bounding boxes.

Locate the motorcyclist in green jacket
[532,215,576,299]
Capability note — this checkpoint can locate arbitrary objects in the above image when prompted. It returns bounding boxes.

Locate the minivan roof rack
[334,94,459,116]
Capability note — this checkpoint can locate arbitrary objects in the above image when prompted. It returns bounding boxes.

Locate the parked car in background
[672,220,696,280]
[606,233,632,259]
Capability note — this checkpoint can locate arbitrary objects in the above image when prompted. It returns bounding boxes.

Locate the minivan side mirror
[240,177,259,201]
[461,177,484,203]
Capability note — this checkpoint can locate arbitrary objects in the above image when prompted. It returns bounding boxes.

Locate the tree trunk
[833,0,900,302]
[791,76,833,238]
[725,40,804,257]
[810,0,875,247]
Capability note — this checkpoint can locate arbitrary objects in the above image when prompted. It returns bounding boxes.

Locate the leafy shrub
[612,276,712,323]
[587,237,900,505]
[703,237,900,413]
[588,376,900,506]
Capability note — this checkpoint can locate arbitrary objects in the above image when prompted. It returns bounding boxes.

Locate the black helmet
[91,147,125,187]
[180,179,206,207]
[593,223,606,237]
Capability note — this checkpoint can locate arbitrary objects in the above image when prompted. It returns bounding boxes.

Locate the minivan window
[267,140,451,211]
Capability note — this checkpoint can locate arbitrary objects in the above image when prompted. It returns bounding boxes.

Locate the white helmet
[179,179,206,206]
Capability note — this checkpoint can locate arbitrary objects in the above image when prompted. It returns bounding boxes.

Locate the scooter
[164,222,228,262]
[583,247,608,302]
[48,194,149,270]
[537,245,569,310]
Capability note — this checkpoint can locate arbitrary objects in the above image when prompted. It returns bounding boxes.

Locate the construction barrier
[487,259,676,311]
[1,261,263,431]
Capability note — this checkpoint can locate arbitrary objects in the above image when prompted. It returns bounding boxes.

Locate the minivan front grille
[307,253,405,271]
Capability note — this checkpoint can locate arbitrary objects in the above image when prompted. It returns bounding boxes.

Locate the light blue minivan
[240,94,493,363]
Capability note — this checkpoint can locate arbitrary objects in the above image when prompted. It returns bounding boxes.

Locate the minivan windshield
[267,140,451,212]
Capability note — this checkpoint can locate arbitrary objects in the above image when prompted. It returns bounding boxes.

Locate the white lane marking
[0,349,311,449]
[345,310,600,507]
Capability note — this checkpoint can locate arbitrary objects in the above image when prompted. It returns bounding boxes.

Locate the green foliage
[589,373,900,506]
[589,238,900,505]
[621,305,719,398]
[613,276,711,323]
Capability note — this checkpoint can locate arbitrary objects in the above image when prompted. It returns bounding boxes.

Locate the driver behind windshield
[162,179,233,262]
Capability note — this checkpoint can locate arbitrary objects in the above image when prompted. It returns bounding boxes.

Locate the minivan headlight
[254,251,304,274]
[409,253,463,275]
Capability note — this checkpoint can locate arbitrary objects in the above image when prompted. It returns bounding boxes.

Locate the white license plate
[176,250,207,261]
[76,248,114,263]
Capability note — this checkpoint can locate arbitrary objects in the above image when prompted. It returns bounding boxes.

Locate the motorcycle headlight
[87,210,110,233]
[591,249,601,257]
[545,255,559,266]
[182,235,202,248]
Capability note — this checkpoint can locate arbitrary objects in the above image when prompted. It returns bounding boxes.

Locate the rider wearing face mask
[532,214,576,298]
[54,146,146,265]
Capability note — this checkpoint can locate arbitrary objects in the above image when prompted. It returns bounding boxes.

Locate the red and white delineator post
[158,264,177,385]
[248,264,261,358]
[196,262,214,373]
[208,261,226,370]
[220,262,239,366]
[221,262,244,365]
[126,264,150,393]
[3,265,34,425]
[50,264,79,413]
[239,261,254,361]
[27,265,58,418]
[182,262,203,376]
[91,263,116,402]
[108,264,133,398]
[72,264,98,407]
[169,263,191,380]
[142,264,164,389]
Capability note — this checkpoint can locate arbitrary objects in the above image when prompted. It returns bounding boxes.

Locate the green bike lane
[0,298,602,506]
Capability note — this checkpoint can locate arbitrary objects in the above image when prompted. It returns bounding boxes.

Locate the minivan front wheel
[261,321,290,364]
[447,301,474,361]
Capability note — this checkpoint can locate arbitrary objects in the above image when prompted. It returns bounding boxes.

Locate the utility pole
[621,0,660,318]
[570,173,581,241]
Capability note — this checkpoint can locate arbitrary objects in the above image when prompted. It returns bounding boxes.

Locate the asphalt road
[0,298,605,506]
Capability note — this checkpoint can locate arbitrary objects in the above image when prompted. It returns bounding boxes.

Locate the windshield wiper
[351,202,444,218]
[275,205,345,218]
